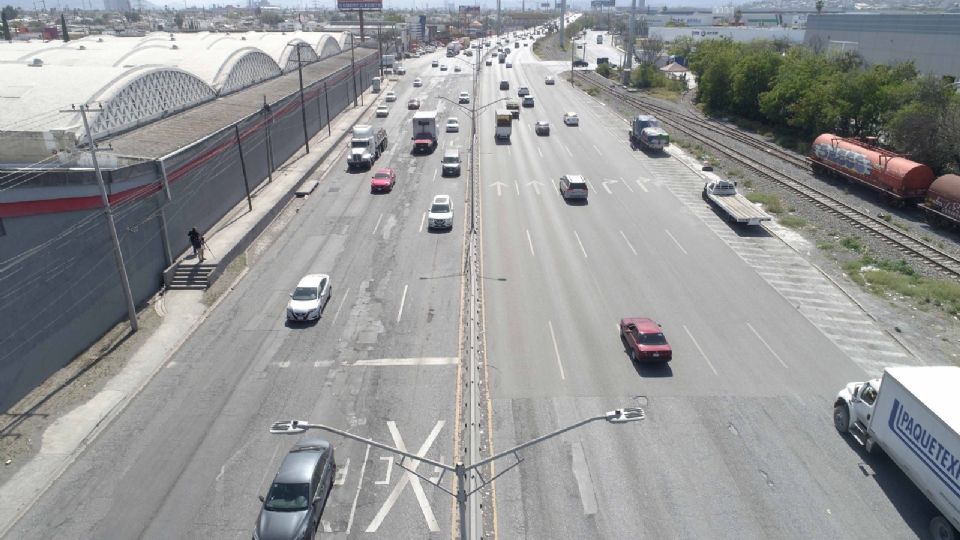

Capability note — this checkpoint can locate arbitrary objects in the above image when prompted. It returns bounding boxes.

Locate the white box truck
[834,366,960,540]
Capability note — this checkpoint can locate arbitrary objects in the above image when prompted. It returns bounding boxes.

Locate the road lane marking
[335,458,350,486]
[683,325,718,375]
[527,180,543,195]
[548,320,566,380]
[746,323,789,368]
[562,143,573,157]
[571,441,598,515]
[574,230,588,258]
[373,213,383,235]
[397,284,408,322]
[622,178,634,192]
[664,229,688,255]
[515,181,520,195]
[366,421,445,533]
[353,357,459,367]
[332,286,350,323]
[601,179,617,194]
[491,181,505,196]
[375,457,394,484]
[636,180,649,193]
[619,230,638,255]
[419,212,426,233]
[433,169,438,181]
[346,444,371,534]
[592,144,602,156]
[526,229,536,257]
[537,145,543,157]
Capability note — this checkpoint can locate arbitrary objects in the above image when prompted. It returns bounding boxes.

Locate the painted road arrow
[490,181,506,196]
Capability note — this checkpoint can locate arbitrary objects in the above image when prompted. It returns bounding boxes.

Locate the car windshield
[351,140,368,148]
[374,172,391,179]
[263,482,310,512]
[443,156,458,163]
[431,203,450,213]
[448,120,457,125]
[639,332,668,345]
[292,286,318,301]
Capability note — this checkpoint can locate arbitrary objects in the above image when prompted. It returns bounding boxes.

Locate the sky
[4,0,728,11]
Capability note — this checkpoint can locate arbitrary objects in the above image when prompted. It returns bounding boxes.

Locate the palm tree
[816,0,824,14]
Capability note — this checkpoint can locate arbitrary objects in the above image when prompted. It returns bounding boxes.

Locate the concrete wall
[804,14,960,80]
[0,55,379,412]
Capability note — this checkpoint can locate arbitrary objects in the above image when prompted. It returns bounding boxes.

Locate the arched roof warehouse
[0,31,347,146]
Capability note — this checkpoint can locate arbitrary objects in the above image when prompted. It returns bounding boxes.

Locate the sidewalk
[0,82,386,537]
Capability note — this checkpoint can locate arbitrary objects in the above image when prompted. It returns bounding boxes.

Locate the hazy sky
[6,0,726,11]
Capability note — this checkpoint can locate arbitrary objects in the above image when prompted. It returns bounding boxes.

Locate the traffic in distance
[258,19,960,540]
[7,14,959,540]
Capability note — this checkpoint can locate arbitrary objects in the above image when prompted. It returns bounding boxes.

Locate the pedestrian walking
[188,227,205,262]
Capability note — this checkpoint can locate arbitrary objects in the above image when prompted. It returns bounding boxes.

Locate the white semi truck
[346,125,388,170]
[834,366,960,540]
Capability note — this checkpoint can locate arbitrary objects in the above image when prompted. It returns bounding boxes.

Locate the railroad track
[576,71,960,279]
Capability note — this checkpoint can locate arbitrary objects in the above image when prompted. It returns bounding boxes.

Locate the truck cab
[347,125,388,169]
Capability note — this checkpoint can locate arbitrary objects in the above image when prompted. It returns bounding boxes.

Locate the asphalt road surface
[4,49,474,539]
[4,32,943,540]
[477,38,938,539]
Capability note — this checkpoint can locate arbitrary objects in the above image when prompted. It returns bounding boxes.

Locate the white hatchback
[413,77,423,87]
[446,118,460,132]
[563,112,579,126]
[286,274,332,322]
[384,91,397,102]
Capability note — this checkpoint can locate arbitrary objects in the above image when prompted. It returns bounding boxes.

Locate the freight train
[810,134,960,228]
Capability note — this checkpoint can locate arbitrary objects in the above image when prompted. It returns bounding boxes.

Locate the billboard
[590,0,615,6]
[458,5,480,12]
[337,0,382,10]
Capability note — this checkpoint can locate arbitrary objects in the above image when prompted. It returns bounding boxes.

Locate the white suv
[428,195,454,230]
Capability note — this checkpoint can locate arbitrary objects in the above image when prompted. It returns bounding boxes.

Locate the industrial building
[0,31,380,411]
[804,13,960,80]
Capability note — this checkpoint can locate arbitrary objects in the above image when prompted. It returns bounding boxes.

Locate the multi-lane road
[3,32,943,540]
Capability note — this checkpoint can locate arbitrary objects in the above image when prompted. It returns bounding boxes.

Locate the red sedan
[370,168,396,192]
[619,318,672,362]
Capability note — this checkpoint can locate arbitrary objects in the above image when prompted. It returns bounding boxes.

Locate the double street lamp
[270,407,644,540]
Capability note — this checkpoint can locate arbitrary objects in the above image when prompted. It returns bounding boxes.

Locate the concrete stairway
[167,263,216,290]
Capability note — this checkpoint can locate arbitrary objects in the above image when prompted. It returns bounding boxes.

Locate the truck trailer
[834,366,960,540]
[701,174,771,226]
[411,111,438,154]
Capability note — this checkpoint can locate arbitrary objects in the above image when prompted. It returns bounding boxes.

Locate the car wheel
[930,516,956,540]
[833,403,850,434]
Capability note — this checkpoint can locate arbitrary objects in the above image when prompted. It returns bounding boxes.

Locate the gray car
[255,438,336,540]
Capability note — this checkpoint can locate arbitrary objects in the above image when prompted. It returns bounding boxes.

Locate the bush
[778,215,807,229]
[745,192,785,214]
[595,63,612,78]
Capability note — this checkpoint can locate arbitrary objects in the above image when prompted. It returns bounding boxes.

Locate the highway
[3,50,474,539]
[476,35,936,539]
[2,31,944,540]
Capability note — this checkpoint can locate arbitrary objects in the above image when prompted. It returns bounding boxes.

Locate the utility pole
[350,32,358,106]
[295,44,310,154]
[496,0,501,37]
[558,0,565,49]
[66,104,138,332]
[377,23,384,78]
[623,0,636,85]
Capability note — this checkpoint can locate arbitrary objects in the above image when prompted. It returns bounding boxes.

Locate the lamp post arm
[270,420,454,472]
[466,414,606,472]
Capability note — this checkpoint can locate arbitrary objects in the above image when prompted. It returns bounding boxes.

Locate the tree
[887,75,960,173]
[123,11,141,22]
[668,36,695,58]
[815,0,825,14]
[637,32,663,66]
[690,39,739,113]
[2,5,18,20]
[174,12,184,29]
[730,49,782,120]
[734,9,742,25]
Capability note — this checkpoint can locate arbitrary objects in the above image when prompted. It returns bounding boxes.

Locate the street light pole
[350,32,358,107]
[269,407,643,540]
[377,23,384,78]
[296,44,310,154]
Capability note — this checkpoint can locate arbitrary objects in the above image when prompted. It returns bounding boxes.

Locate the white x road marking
[365,421,445,532]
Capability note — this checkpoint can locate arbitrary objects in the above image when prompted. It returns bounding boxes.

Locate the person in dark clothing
[188,227,205,261]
